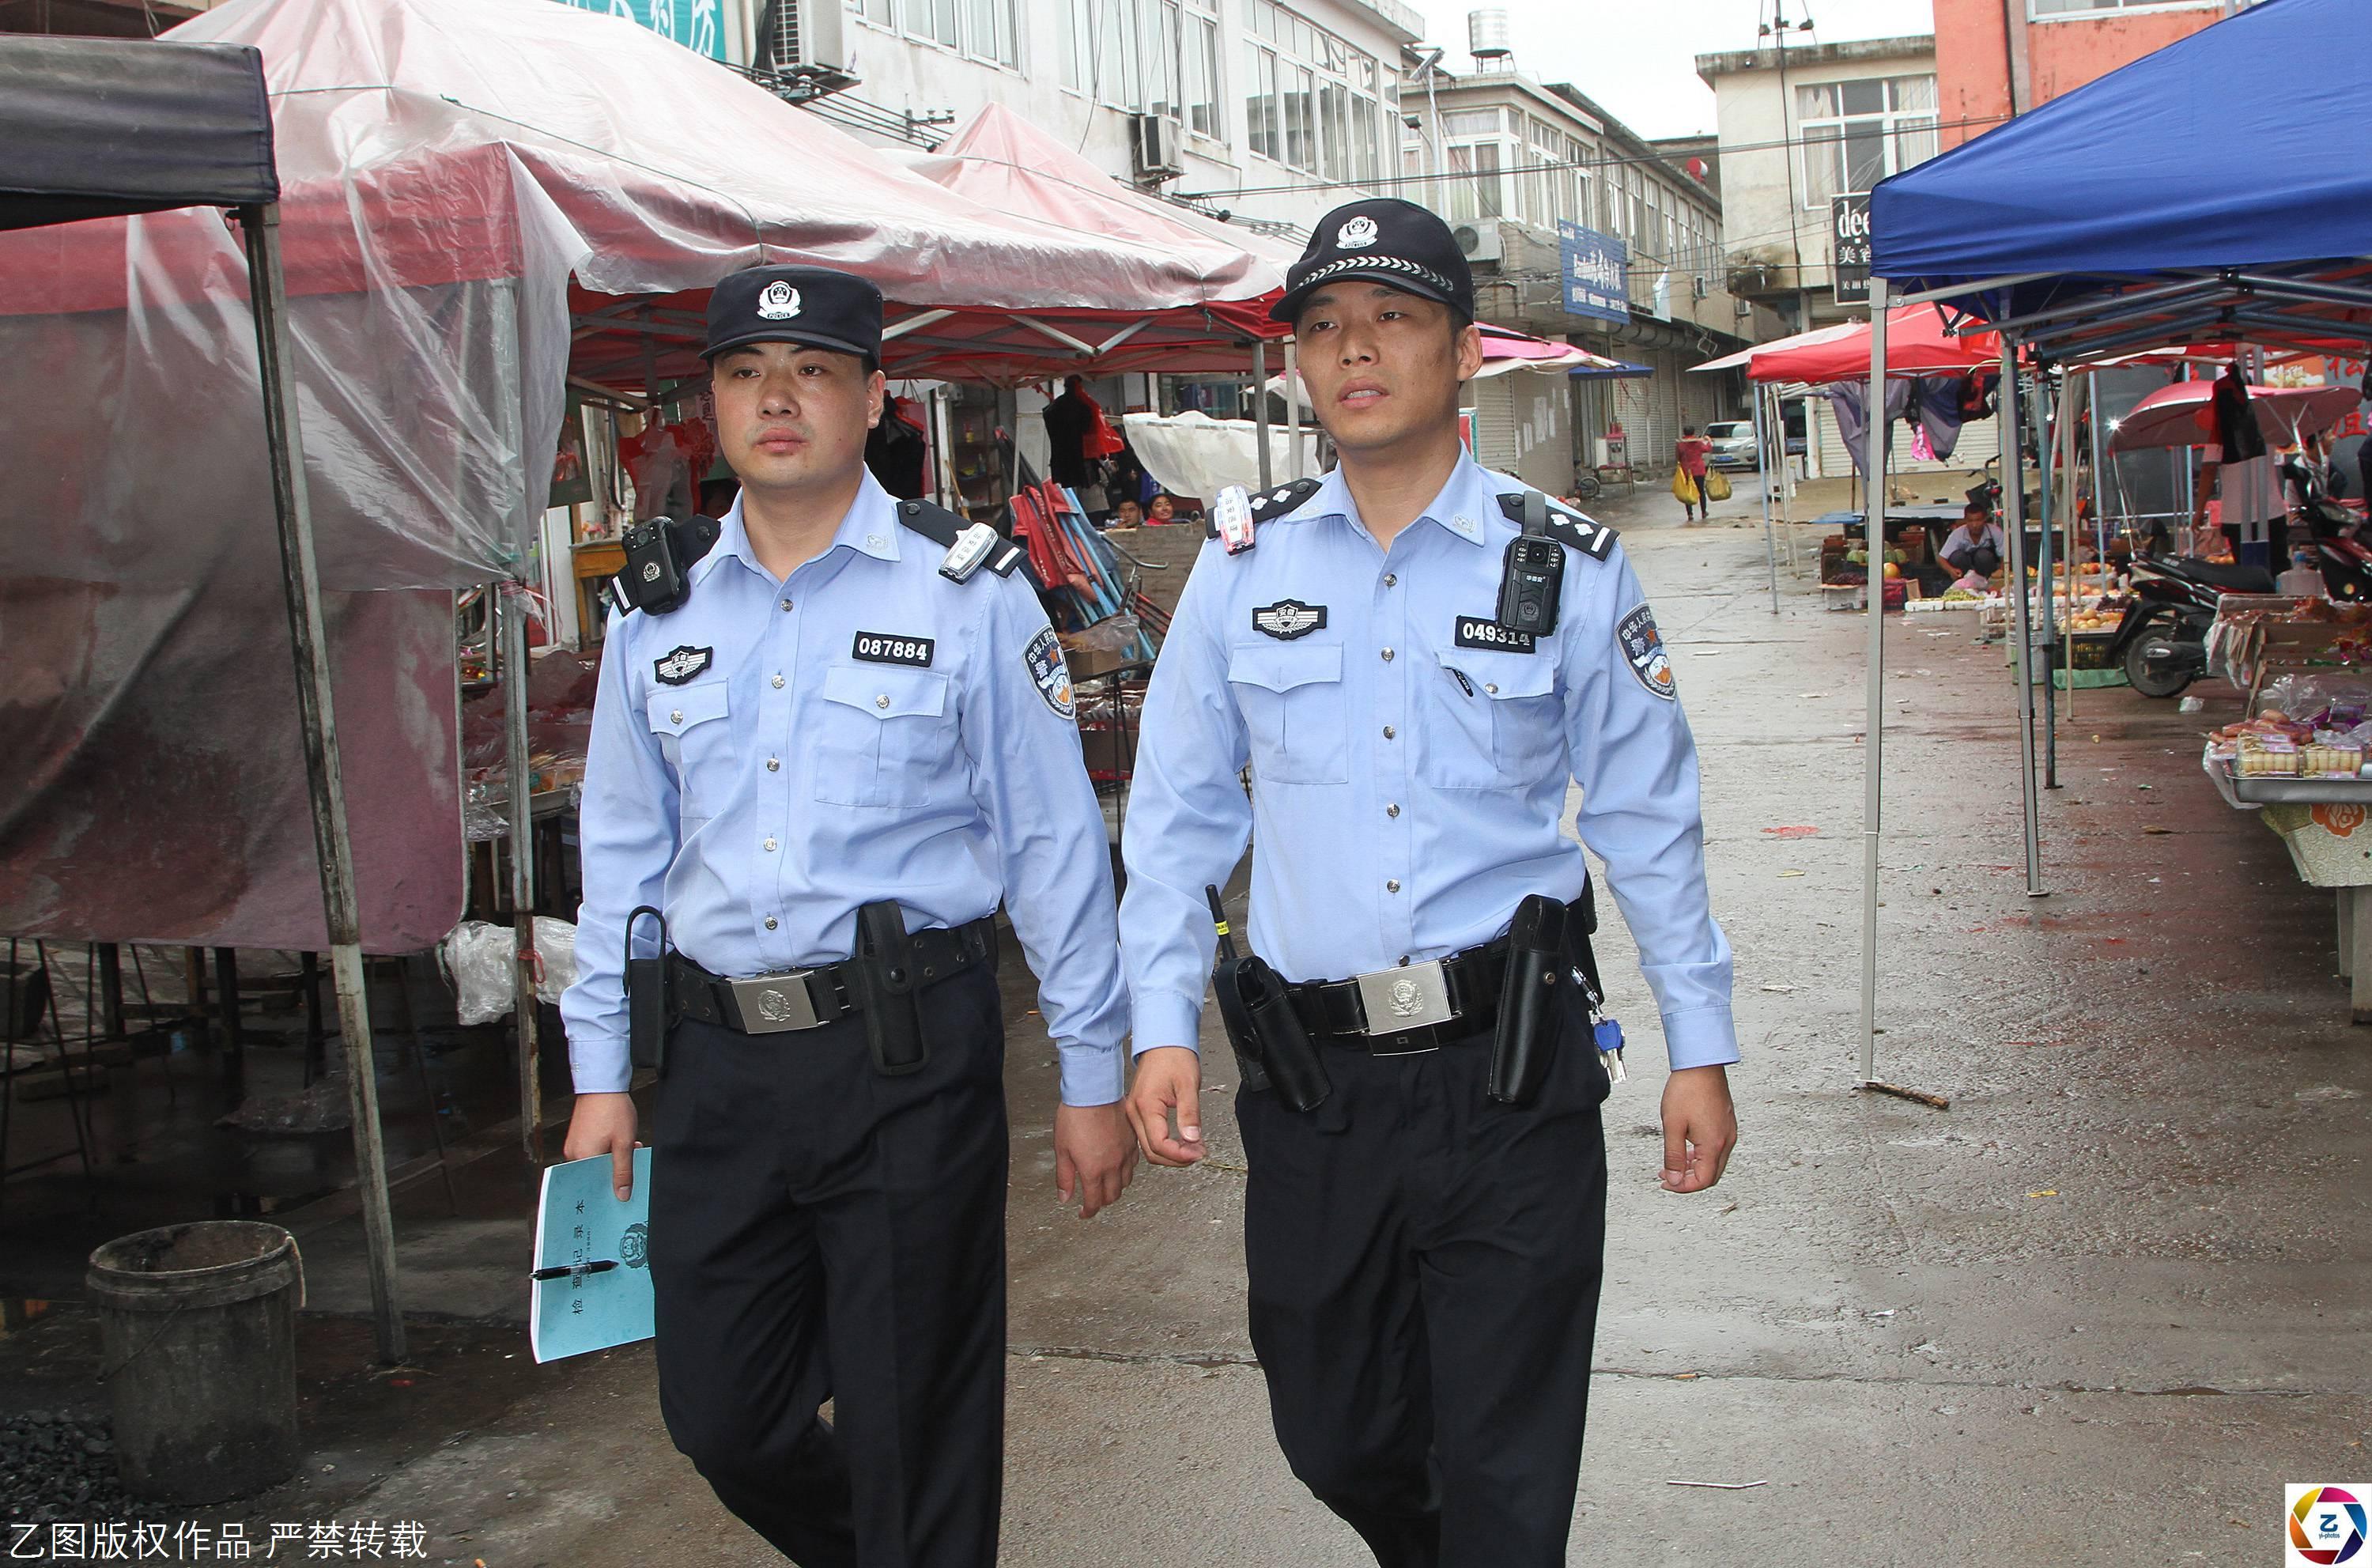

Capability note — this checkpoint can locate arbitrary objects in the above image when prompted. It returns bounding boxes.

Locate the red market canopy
[1696,304,2003,383]
[2107,379,2361,453]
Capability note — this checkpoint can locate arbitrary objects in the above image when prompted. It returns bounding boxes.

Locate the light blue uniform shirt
[561,473,1128,1105]
[1118,452,1737,1071]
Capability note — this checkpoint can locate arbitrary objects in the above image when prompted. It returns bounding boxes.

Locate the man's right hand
[563,1091,640,1201]
[1124,1046,1206,1167]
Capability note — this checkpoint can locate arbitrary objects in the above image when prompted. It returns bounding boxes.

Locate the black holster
[1213,954,1331,1113]
[845,901,930,1076]
[1488,894,1569,1105]
[625,905,670,1076]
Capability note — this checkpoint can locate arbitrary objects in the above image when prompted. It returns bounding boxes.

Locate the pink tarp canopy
[2107,379,2361,452]
[1696,304,2003,383]
[0,0,1276,952]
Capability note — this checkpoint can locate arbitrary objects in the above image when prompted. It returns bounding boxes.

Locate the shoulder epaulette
[896,497,1025,579]
[1496,490,1617,561]
[1207,478,1324,539]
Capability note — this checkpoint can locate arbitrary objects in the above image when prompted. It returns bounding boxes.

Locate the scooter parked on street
[2106,554,2276,698]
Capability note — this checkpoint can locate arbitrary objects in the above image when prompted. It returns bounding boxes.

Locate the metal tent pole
[1857,279,1890,1088]
[2036,371,2058,788]
[237,202,406,1364]
[1755,382,1778,614]
[2000,341,2046,898]
[2087,370,2111,562]
[1252,339,1274,492]
[2060,372,2085,725]
[502,588,543,1166]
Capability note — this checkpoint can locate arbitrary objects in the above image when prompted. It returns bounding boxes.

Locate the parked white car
[1705,419,1760,470]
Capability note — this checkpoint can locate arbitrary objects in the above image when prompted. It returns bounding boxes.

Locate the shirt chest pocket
[814,664,954,809]
[1418,648,1565,790]
[647,681,737,822]
[1227,642,1348,787]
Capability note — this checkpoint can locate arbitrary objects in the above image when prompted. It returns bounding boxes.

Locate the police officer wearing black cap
[1119,198,1740,1566]
[561,263,1138,1566]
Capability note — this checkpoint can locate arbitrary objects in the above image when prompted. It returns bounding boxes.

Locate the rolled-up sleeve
[960,574,1129,1106]
[1560,550,1739,1071]
[1118,540,1253,1057]
[559,614,679,1094]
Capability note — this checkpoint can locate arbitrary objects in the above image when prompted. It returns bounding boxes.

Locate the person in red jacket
[1675,426,1713,521]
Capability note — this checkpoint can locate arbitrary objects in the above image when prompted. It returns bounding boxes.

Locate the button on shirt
[1117,453,1737,1070]
[561,474,1128,1105]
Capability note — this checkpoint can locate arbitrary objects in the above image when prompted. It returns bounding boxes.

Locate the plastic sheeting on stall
[1122,412,1299,502]
[0,0,1316,953]
[0,586,463,952]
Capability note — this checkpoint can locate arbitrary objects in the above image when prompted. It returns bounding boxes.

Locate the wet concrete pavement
[8,477,2368,1565]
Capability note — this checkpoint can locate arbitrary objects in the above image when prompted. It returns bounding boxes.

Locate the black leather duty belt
[1284,940,1512,1056]
[667,916,998,1036]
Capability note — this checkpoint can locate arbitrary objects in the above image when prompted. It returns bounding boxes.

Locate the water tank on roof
[1467,9,1512,66]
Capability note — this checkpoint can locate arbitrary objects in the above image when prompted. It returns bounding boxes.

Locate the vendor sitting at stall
[1938,503,2008,584]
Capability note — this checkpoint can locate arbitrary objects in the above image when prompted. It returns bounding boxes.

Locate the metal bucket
[85,1221,304,1503]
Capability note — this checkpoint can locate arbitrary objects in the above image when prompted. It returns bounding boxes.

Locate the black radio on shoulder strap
[613,513,723,617]
[1494,489,1565,638]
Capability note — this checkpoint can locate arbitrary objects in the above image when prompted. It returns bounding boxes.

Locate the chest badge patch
[1252,599,1328,640]
[654,645,714,686]
[851,631,935,668]
[1024,625,1075,718]
[1454,616,1538,654]
[1617,604,1675,700]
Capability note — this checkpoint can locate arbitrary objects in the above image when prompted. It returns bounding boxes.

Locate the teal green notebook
[530,1149,655,1362]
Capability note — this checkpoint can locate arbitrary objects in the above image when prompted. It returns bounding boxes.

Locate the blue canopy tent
[1843,0,2372,1086]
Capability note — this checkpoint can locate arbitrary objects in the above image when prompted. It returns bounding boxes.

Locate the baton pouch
[625,905,670,1076]
[848,901,930,1076]
[1213,954,1331,1113]
[1488,894,1569,1106]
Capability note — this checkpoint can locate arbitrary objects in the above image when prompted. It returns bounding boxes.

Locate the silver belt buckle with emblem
[729,971,823,1033]
[1354,959,1454,1039]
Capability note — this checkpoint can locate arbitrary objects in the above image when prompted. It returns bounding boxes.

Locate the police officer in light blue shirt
[560,263,1135,1568]
[1119,200,1739,1568]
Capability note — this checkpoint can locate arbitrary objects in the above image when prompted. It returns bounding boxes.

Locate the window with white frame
[1432,105,1592,229]
[1439,108,1505,224]
[852,0,1016,66]
[1241,0,1393,183]
[1061,0,1220,132]
[1796,75,1936,206]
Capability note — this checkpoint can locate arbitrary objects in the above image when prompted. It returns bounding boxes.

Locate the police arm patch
[654,645,713,686]
[1024,625,1076,718]
[1616,604,1675,700]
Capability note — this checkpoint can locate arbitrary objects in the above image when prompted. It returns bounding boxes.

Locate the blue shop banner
[1557,222,1629,324]
[553,0,727,60]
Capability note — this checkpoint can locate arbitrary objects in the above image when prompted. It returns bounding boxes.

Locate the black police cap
[1271,198,1477,325]
[703,264,883,362]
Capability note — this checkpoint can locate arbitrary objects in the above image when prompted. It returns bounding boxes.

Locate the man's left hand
[1660,1065,1737,1194]
[1054,1101,1139,1219]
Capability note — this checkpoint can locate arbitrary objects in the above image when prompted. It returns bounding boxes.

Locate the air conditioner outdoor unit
[1132,114,1185,180]
[1452,222,1502,263]
[758,0,854,88]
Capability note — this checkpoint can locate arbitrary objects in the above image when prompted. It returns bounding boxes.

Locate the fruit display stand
[2204,758,2372,1022]
[2199,612,2372,1021]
